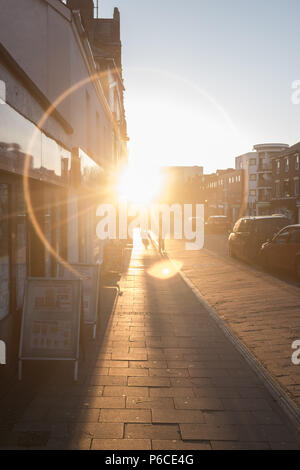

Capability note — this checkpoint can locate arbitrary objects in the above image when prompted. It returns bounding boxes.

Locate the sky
[99,0,300,173]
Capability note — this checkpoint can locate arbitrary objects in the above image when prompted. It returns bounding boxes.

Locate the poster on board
[58,263,100,338]
[18,278,82,380]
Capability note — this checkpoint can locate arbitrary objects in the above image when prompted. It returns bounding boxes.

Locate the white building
[236,144,289,216]
[235,152,258,216]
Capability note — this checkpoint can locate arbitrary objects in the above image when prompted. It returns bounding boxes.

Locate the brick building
[192,168,245,223]
[271,142,300,223]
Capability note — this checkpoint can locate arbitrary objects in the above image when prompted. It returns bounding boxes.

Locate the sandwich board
[18,278,82,381]
[58,263,100,339]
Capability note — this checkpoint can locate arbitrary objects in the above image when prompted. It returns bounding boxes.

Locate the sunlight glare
[117,165,163,205]
[147,259,182,280]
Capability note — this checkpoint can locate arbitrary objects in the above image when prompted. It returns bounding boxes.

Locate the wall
[0,0,115,165]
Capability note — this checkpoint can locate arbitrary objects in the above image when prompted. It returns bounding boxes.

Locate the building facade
[236,144,289,216]
[253,143,289,216]
[0,0,127,380]
[190,168,245,223]
[235,152,258,216]
[271,142,300,223]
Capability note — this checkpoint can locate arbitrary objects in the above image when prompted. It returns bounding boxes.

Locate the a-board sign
[58,263,100,335]
[19,278,82,363]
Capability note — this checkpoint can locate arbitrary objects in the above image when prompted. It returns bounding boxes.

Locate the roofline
[253,143,289,151]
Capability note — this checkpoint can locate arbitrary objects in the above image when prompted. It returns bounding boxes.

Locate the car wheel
[296,259,300,280]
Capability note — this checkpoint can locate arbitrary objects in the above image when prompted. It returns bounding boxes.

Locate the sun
[117,164,163,205]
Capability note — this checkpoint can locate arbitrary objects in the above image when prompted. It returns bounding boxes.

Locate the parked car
[228,215,290,262]
[205,215,231,234]
[260,225,300,279]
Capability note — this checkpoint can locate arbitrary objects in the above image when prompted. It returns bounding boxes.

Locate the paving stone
[129,361,167,369]
[126,397,175,409]
[203,411,257,425]
[45,408,100,423]
[125,424,180,440]
[128,377,171,387]
[65,386,104,397]
[88,376,127,386]
[65,397,126,409]
[174,398,224,411]
[150,388,196,398]
[152,409,205,424]
[149,368,189,378]
[69,423,124,439]
[103,386,149,397]
[170,378,211,387]
[221,398,273,411]
[189,368,229,378]
[211,441,270,450]
[91,439,151,450]
[152,440,211,450]
[99,409,151,423]
[180,424,264,442]
[108,368,148,377]
[95,361,129,368]
[111,352,147,361]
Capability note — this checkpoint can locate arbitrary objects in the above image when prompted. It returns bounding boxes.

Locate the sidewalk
[0,234,300,449]
[165,239,300,411]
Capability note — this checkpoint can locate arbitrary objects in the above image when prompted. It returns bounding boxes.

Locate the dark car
[228,215,290,262]
[260,225,300,279]
[205,215,231,234]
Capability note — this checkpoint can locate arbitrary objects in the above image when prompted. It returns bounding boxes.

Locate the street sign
[18,278,82,381]
[58,263,100,339]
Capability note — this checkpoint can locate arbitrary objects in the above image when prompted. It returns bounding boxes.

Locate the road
[204,233,300,289]
[165,235,300,411]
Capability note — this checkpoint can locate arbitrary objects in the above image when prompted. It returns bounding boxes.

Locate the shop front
[0,102,72,382]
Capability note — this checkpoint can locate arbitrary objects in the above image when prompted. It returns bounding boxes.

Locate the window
[295,154,300,171]
[276,160,280,174]
[284,157,289,173]
[16,183,28,310]
[283,179,290,197]
[86,91,91,155]
[96,112,100,162]
[294,178,299,196]
[275,181,280,197]
[250,174,256,181]
[289,229,300,243]
[0,184,10,320]
[250,158,256,166]
[274,230,290,244]
[238,219,253,232]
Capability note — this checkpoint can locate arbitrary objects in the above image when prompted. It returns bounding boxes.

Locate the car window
[289,229,300,244]
[254,218,288,235]
[238,220,253,232]
[274,230,290,244]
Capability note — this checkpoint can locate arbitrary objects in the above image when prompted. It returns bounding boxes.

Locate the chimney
[113,8,120,41]
[67,0,94,32]
[113,7,120,22]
